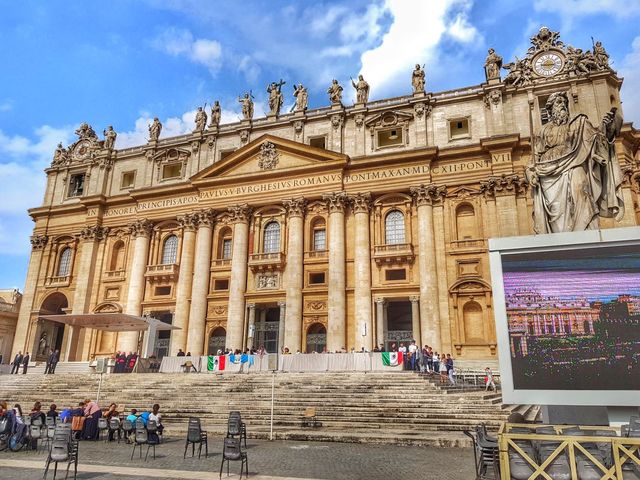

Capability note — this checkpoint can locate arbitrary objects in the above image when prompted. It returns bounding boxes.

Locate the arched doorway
[35,293,68,360]
[305,323,327,353]
[208,327,227,355]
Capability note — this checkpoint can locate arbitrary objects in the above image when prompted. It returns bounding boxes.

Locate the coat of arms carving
[258,141,279,170]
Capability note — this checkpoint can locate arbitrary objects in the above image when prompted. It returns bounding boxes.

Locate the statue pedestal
[487,77,501,85]
[241,119,252,128]
[412,91,426,98]
[331,103,343,111]
[266,113,278,122]
[354,102,366,109]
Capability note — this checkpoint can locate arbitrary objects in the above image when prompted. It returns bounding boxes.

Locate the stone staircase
[0,371,527,447]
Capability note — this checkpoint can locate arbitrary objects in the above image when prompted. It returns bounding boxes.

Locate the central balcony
[372,243,414,266]
[248,252,285,272]
[102,269,126,282]
[45,275,70,288]
[145,263,178,281]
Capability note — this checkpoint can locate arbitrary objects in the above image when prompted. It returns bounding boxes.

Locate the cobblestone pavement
[0,436,476,480]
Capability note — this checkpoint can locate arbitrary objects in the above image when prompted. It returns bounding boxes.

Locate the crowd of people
[0,399,164,446]
[112,351,139,373]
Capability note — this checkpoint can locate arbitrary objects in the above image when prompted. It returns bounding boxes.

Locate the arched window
[109,241,125,271]
[456,204,478,240]
[263,221,280,253]
[161,235,178,264]
[311,218,326,251]
[385,210,405,244]
[57,247,72,276]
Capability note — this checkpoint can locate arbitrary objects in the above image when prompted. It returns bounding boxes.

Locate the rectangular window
[222,238,232,259]
[155,286,171,296]
[309,272,326,285]
[309,136,327,149]
[449,118,470,140]
[313,229,326,251]
[377,128,404,148]
[214,279,229,290]
[162,163,182,180]
[68,173,86,197]
[385,269,407,281]
[121,170,136,189]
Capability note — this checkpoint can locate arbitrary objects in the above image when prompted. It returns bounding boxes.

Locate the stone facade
[0,289,21,364]
[11,29,640,361]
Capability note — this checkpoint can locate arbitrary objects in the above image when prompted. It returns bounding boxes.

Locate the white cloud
[358,0,480,100]
[152,27,223,73]
[309,5,349,37]
[238,55,261,84]
[620,36,640,126]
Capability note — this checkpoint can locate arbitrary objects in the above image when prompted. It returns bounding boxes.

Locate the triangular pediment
[191,134,348,183]
[364,110,414,128]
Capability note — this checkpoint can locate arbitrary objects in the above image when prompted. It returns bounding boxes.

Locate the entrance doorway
[305,323,327,353]
[36,293,68,361]
[385,300,413,350]
[253,306,281,353]
[151,311,173,358]
[208,327,227,355]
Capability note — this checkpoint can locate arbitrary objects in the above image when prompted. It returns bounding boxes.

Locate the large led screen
[490,228,640,406]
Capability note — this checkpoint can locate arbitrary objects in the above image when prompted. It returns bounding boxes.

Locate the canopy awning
[38,313,179,332]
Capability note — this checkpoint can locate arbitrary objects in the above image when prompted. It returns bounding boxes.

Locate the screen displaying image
[502,244,640,391]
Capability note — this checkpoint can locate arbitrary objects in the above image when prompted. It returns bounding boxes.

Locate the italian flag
[207,355,226,371]
[381,352,403,366]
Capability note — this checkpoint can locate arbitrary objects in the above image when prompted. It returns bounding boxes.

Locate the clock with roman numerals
[533,52,564,77]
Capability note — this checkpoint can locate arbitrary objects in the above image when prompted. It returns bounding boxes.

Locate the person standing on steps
[485,367,496,392]
[21,352,30,374]
[11,351,23,374]
[49,349,59,374]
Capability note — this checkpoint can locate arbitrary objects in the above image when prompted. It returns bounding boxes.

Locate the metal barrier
[498,423,640,479]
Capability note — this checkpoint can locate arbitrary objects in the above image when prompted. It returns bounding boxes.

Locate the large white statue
[526,91,624,233]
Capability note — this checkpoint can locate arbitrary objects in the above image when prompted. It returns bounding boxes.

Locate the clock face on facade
[533,52,564,77]
[72,140,91,160]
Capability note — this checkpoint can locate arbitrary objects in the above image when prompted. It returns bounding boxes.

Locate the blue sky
[1,0,640,290]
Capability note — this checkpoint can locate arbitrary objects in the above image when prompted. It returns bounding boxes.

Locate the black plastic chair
[219,437,248,479]
[108,417,121,443]
[463,425,499,479]
[227,411,247,448]
[184,417,208,459]
[131,427,148,460]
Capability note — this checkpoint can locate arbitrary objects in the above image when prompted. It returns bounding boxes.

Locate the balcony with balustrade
[372,243,414,265]
[210,258,232,271]
[44,275,71,288]
[102,269,126,282]
[304,249,328,264]
[248,252,285,272]
[449,238,486,254]
[145,263,178,280]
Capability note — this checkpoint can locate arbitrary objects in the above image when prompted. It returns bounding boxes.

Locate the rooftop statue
[351,74,370,104]
[526,91,624,234]
[194,106,208,133]
[292,83,308,112]
[411,64,425,93]
[327,79,343,105]
[148,117,162,141]
[484,48,502,81]
[103,125,117,150]
[75,122,98,141]
[209,100,221,128]
[238,92,254,120]
[267,79,286,116]
[51,142,69,167]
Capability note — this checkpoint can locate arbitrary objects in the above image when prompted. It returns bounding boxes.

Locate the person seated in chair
[46,404,58,421]
[148,403,164,439]
[103,403,119,441]
[30,401,46,425]
[124,408,138,442]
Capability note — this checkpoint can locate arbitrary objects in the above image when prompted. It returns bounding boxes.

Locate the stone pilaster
[186,209,216,356]
[323,192,347,352]
[479,174,528,237]
[246,303,256,350]
[278,300,287,352]
[410,295,421,344]
[12,235,48,358]
[119,219,153,353]
[374,297,386,349]
[283,197,306,351]
[350,193,373,350]
[410,184,446,350]
[226,204,252,351]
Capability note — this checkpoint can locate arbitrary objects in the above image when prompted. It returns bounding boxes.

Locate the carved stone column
[410,184,446,350]
[246,303,256,350]
[186,209,215,356]
[283,197,306,351]
[375,297,386,349]
[410,295,421,344]
[226,204,252,351]
[351,193,373,351]
[278,300,287,352]
[12,235,48,358]
[120,219,153,353]
[323,192,347,352]
[479,174,527,237]
[68,225,109,360]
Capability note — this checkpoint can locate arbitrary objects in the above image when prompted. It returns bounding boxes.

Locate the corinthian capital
[194,208,216,228]
[228,204,252,223]
[349,192,371,213]
[79,225,109,241]
[128,218,154,238]
[479,174,528,198]
[283,197,306,218]
[410,184,447,206]
[177,212,199,231]
[30,234,48,250]
[322,191,348,213]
